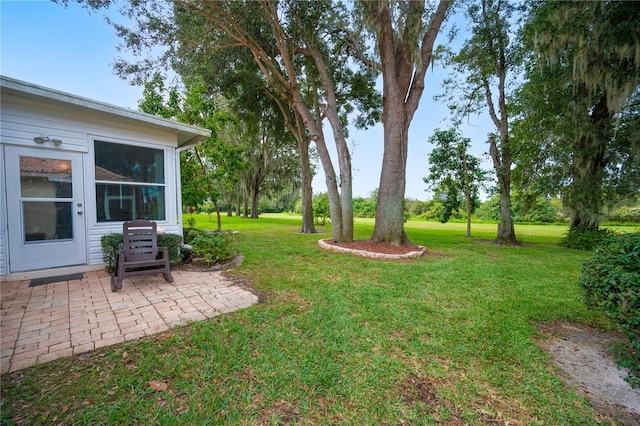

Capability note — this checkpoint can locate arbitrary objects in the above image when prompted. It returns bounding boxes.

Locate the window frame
[91,138,173,224]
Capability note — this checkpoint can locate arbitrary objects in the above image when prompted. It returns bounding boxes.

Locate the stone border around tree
[317,239,425,260]
[181,255,244,271]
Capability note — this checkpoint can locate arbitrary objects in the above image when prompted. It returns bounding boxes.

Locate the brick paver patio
[0,269,258,374]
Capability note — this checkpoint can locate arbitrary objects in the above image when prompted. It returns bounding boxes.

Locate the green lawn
[1,214,624,425]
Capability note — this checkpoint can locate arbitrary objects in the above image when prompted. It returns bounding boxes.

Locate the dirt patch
[401,374,440,407]
[536,322,640,426]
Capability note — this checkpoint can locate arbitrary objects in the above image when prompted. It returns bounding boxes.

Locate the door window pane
[23,201,73,242]
[20,157,72,198]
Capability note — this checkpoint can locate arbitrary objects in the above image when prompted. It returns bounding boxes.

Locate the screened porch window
[95,140,166,222]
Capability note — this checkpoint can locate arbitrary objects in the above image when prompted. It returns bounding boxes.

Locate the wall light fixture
[33,135,63,146]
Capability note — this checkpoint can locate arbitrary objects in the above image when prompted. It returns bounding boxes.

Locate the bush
[417,200,446,222]
[579,232,640,388]
[100,233,123,273]
[183,227,206,244]
[190,231,237,266]
[560,227,616,251]
[100,232,184,271]
[475,195,501,222]
[406,200,430,217]
[609,206,640,223]
[353,197,377,218]
[156,233,183,266]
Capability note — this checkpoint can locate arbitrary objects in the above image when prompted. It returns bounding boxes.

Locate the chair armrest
[158,246,169,259]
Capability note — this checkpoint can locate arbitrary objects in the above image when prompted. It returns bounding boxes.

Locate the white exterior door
[5,146,87,272]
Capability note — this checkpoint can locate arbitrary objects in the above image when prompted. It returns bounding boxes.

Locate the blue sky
[1,0,495,200]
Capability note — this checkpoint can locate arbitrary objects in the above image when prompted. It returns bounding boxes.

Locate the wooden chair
[111,220,173,292]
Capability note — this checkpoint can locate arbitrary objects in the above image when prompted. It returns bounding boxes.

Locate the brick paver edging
[317,239,425,259]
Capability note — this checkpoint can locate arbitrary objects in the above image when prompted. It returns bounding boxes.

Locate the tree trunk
[227,202,233,217]
[372,106,410,246]
[250,185,260,219]
[568,147,605,229]
[496,190,516,244]
[368,0,450,246]
[488,135,517,245]
[276,98,317,234]
[291,88,346,242]
[180,0,353,239]
[243,189,248,218]
[215,201,222,231]
[568,95,610,229]
[315,133,345,241]
[568,145,605,229]
[299,136,316,233]
[304,49,353,242]
[463,151,472,238]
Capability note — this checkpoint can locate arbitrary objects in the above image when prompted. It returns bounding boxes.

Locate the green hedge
[579,232,640,388]
[100,232,184,272]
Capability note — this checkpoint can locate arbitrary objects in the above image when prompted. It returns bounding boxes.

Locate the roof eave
[0,75,212,145]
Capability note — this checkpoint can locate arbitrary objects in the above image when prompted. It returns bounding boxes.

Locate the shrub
[475,195,501,222]
[560,227,616,251]
[609,206,640,224]
[406,200,430,217]
[579,232,640,388]
[183,227,206,244]
[353,197,377,218]
[418,200,445,222]
[100,233,123,272]
[156,233,183,266]
[190,231,237,266]
[101,232,184,271]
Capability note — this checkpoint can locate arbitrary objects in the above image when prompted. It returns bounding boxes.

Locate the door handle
[77,211,83,216]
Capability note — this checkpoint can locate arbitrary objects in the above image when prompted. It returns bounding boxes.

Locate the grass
[1,214,624,425]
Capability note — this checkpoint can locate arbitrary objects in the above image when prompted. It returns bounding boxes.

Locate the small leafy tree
[425,129,486,237]
[441,0,523,244]
[201,200,216,222]
[138,77,246,232]
[313,193,330,226]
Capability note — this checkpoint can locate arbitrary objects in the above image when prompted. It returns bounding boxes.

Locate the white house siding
[1,80,207,277]
[1,93,177,151]
[0,227,6,276]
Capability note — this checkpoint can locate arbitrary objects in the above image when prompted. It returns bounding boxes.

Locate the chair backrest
[122,220,159,262]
